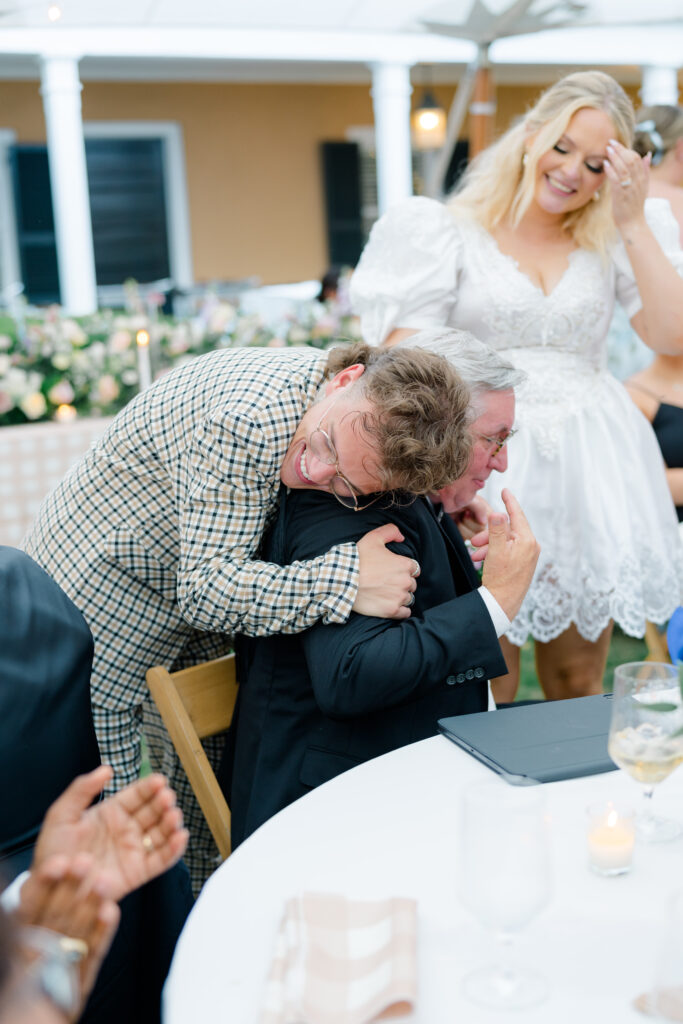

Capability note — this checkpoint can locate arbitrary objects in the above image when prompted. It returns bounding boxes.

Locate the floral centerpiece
[0,276,360,427]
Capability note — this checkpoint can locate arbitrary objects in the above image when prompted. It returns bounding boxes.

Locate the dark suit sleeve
[280,493,505,719]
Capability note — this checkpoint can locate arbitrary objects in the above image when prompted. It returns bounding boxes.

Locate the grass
[516,625,649,702]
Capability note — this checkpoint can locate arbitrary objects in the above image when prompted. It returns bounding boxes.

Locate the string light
[411,90,447,150]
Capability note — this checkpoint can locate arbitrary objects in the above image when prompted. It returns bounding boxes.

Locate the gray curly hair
[394,328,525,418]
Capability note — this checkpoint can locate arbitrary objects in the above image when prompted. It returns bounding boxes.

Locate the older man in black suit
[224,331,539,846]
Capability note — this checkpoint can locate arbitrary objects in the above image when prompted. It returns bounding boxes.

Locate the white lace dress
[350,196,683,646]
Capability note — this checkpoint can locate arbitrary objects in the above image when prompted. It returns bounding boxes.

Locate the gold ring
[142,834,154,851]
[620,178,632,187]
[59,935,89,960]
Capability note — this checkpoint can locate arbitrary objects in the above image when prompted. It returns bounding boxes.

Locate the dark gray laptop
[438,693,618,785]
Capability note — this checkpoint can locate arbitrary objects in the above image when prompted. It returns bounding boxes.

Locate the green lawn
[516,625,650,702]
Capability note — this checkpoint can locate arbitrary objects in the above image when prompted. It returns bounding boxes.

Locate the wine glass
[608,662,683,843]
[458,782,552,1010]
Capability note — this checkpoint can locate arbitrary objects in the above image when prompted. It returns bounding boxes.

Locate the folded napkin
[634,988,683,1021]
[261,893,417,1024]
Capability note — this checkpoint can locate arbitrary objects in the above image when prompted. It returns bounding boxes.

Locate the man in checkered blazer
[24,340,472,887]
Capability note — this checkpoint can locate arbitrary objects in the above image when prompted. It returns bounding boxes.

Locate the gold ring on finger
[59,935,89,960]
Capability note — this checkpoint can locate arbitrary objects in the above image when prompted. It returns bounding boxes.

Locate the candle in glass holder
[55,403,77,423]
[136,329,152,390]
[586,802,635,876]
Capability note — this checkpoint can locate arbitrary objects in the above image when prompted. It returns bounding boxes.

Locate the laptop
[438,693,618,785]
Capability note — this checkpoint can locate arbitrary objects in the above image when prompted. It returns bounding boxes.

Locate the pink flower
[94,374,120,404]
[47,379,75,405]
[109,329,133,353]
[20,392,47,420]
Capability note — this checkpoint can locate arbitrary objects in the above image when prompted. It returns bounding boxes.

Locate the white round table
[164,735,683,1023]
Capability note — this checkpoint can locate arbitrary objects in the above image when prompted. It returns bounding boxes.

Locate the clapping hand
[32,766,189,903]
[17,853,120,1020]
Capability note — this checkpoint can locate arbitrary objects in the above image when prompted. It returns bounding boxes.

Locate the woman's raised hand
[604,138,650,229]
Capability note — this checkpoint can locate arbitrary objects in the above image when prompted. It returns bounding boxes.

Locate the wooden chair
[147,654,238,861]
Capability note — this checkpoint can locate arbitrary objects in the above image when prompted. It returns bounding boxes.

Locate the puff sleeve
[614,198,683,320]
[349,196,463,347]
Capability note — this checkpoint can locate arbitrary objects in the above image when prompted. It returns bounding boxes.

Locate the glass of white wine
[608,662,683,842]
[459,783,552,1010]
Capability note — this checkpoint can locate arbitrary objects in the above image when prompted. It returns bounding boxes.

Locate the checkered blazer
[24,346,359,793]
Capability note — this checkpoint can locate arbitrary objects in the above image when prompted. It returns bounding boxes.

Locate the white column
[370,63,413,215]
[40,56,97,315]
[0,129,21,301]
[640,66,680,106]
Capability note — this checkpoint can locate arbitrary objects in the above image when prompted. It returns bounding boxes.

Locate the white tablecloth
[164,735,683,1024]
[0,417,113,546]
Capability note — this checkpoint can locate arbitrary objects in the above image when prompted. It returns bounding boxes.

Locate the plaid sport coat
[24,346,359,795]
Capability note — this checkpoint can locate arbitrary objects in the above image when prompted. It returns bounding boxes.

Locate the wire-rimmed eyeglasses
[476,427,517,456]
[308,403,380,512]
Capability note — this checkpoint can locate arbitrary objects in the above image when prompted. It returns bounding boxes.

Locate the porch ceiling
[0,0,680,82]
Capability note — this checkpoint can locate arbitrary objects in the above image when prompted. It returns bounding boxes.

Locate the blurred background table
[0,417,113,546]
[164,734,683,1023]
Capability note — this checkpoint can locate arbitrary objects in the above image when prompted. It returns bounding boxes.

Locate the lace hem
[506,554,683,647]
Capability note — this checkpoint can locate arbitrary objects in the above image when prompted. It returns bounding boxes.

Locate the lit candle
[54,403,77,423]
[586,803,635,876]
[136,329,153,391]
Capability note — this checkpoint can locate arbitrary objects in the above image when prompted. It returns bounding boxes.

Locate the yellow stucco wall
[1,80,379,284]
[0,76,648,286]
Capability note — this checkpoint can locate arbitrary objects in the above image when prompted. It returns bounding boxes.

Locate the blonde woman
[351,71,683,702]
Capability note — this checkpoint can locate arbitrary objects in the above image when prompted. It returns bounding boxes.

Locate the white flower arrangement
[0,283,359,426]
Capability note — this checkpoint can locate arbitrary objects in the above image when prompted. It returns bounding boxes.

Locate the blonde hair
[448,71,635,257]
[634,105,683,165]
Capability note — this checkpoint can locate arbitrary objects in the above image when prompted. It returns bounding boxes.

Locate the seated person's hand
[32,767,189,904]
[448,495,493,544]
[15,853,120,1021]
[480,489,540,620]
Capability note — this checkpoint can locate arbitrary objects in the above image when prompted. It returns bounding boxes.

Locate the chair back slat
[146,654,237,862]
[171,658,238,738]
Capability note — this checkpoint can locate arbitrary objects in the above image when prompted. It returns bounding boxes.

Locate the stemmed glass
[608,662,683,842]
[458,783,552,1010]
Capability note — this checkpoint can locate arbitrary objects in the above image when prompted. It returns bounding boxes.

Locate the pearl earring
[522,153,529,166]
[592,189,601,201]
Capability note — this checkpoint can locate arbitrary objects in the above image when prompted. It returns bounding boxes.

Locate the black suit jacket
[0,547,193,1024]
[225,488,507,846]
[0,545,99,871]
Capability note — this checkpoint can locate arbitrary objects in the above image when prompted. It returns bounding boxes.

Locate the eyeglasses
[476,428,517,456]
[309,401,380,512]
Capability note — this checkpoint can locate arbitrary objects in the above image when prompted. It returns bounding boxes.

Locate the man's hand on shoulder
[353,524,419,620]
[480,489,540,621]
